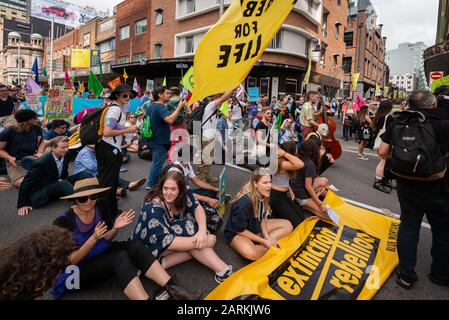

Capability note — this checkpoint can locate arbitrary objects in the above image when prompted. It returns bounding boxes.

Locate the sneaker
[155,289,170,300]
[373,180,392,194]
[128,178,146,191]
[215,265,233,284]
[145,186,151,191]
[357,154,369,161]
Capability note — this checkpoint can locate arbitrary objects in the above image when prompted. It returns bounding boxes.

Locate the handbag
[373,115,389,150]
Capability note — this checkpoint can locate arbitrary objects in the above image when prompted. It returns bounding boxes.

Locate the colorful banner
[206,192,399,300]
[431,74,449,92]
[71,49,91,68]
[383,86,390,98]
[190,0,296,103]
[90,50,101,67]
[351,73,360,92]
[218,167,228,217]
[375,83,381,97]
[108,77,121,90]
[248,87,260,102]
[25,94,41,114]
[45,89,74,120]
[31,0,103,28]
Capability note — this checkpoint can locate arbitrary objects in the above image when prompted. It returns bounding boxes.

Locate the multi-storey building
[112,0,349,100]
[0,0,29,22]
[342,0,387,98]
[424,0,449,86]
[386,42,428,91]
[389,74,416,93]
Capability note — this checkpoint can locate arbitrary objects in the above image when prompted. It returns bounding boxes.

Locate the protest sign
[45,89,74,120]
[248,87,260,102]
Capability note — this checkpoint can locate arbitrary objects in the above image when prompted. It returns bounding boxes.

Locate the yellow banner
[206,192,399,300]
[375,83,381,97]
[351,73,360,92]
[181,66,194,93]
[71,49,91,68]
[393,90,398,99]
[190,0,296,103]
[303,56,312,86]
[383,86,389,98]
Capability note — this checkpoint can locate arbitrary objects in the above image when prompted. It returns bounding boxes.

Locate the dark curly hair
[0,226,74,300]
[144,171,188,217]
[297,140,321,173]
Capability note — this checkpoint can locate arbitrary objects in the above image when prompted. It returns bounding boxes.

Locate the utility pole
[17,40,21,86]
[50,18,54,88]
[219,0,224,17]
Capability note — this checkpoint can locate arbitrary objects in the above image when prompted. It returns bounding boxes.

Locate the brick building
[112,0,345,100]
[342,1,387,98]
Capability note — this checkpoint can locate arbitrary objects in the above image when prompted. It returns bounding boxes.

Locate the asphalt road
[1,135,448,300]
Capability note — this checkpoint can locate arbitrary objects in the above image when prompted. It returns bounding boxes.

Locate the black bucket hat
[109,84,138,101]
[15,109,38,123]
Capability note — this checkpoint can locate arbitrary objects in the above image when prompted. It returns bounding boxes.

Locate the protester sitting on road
[0,226,75,300]
[74,145,146,197]
[43,119,73,142]
[16,136,92,216]
[124,113,139,153]
[270,142,305,228]
[0,83,20,128]
[225,169,293,261]
[52,178,200,300]
[132,171,233,284]
[290,140,330,221]
[304,124,335,174]
[0,109,46,188]
[378,91,449,290]
[0,176,11,190]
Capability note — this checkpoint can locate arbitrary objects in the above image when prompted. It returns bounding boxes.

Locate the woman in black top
[254,107,274,165]
[224,169,293,261]
[290,141,330,221]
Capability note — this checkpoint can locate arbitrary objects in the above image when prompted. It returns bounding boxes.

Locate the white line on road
[226,164,432,230]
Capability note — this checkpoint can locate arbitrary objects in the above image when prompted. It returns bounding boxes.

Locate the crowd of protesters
[1,78,449,301]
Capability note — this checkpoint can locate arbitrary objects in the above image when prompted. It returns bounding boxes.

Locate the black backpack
[79,105,121,145]
[186,104,218,135]
[390,111,447,181]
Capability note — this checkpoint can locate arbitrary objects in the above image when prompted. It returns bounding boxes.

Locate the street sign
[430,71,444,80]
[176,63,189,69]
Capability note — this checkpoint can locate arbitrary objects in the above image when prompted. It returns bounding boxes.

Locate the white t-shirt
[173,161,196,180]
[202,101,218,141]
[102,105,126,150]
[231,102,244,120]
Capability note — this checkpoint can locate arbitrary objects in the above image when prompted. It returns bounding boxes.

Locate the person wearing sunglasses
[51,177,201,300]
[96,84,140,220]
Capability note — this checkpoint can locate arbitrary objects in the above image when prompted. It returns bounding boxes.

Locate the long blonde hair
[233,168,271,218]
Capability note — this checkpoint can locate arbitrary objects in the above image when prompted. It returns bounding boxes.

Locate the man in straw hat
[17,136,92,216]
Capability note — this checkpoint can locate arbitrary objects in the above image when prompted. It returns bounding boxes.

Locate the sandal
[396,276,413,289]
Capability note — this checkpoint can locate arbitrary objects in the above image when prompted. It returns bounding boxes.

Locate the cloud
[372,0,439,49]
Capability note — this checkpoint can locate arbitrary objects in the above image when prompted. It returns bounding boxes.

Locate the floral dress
[131,188,200,257]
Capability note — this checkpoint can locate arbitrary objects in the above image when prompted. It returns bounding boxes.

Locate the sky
[69,0,439,50]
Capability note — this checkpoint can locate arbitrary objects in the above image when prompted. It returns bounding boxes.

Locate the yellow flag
[181,66,194,93]
[375,83,381,97]
[123,68,128,83]
[190,0,296,103]
[351,73,360,92]
[383,86,389,98]
[303,56,312,86]
[393,90,398,99]
[219,100,230,117]
[163,76,167,87]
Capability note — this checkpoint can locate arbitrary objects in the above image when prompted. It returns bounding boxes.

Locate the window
[322,12,329,37]
[320,47,326,68]
[120,25,130,40]
[333,55,339,67]
[118,56,129,64]
[337,0,341,6]
[308,0,313,14]
[135,19,147,36]
[335,23,341,40]
[155,43,162,58]
[343,57,352,74]
[99,39,116,53]
[99,20,113,32]
[185,36,194,54]
[344,32,353,47]
[133,52,146,62]
[83,33,90,48]
[267,30,283,49]
[155,9,163,25]
[16,58,24,68]
[187,0,195,14]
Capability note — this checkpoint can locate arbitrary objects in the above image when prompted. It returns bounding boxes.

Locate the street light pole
[17,41,21,86]
[50,18,54,89]
[219,0,224,17]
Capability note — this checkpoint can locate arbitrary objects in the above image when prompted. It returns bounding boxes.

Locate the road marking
[342,149,378,157]
[225,164,432,230]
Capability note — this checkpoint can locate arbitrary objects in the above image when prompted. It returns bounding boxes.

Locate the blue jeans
[146,141,169,188]
[396,182,449,284]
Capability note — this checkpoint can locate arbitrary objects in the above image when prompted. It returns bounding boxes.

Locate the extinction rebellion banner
[45,89,74,121]
[206,192,399,300]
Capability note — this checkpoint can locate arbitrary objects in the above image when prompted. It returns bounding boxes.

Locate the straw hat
[60,178,110,200]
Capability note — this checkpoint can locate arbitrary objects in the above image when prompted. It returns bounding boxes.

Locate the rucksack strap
[201,108,218,127]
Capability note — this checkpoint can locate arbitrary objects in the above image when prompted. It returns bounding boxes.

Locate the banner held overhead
[190,0,297,103]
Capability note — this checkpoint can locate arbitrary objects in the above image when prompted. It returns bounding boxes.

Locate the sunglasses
[75,195,98,204]
[120,94,131,98]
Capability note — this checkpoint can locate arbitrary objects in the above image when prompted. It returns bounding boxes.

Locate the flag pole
[50,18,54,89]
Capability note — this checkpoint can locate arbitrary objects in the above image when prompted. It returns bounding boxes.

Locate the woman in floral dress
[132,171,233,283]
